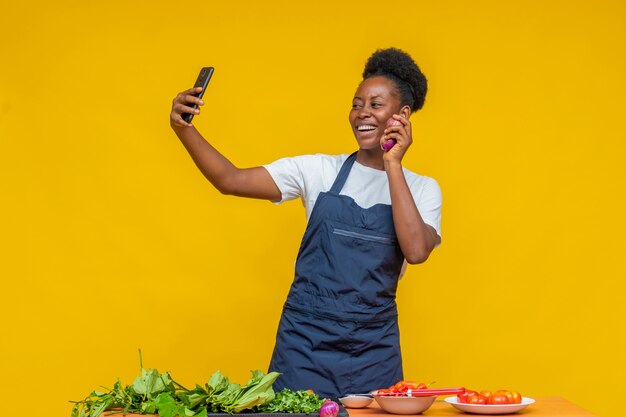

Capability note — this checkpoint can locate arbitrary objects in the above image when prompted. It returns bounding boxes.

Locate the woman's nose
[357,107,371,118]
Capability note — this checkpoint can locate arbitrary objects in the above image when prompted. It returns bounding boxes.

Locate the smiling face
[349,76,407,150]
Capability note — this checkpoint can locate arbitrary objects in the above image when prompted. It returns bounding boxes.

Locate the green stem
[171,377,190,392]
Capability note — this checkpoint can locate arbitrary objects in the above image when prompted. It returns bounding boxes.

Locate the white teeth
[357,125,376,131]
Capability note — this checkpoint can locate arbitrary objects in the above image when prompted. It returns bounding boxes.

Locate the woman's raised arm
[170,87,282,201]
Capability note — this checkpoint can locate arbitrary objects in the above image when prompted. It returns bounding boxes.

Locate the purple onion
[319,399,339,417]
[382,139,397,151]
[382,116,402,152]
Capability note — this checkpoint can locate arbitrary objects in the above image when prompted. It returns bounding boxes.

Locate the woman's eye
[352,104,361,109]
[371,103,382,108]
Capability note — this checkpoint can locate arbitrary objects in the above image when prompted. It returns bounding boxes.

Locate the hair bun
[362,48,427,111]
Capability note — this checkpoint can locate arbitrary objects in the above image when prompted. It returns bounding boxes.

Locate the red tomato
[495,390,520,404]
[510,391,522,404]
[489,393,511,405]
[457,390,478,404]
[502,390,515,404]
[467,395,487,405]
[401,381,420,390]
[386,380,430,395]
[479,390,492,400]
[495,389,523,404]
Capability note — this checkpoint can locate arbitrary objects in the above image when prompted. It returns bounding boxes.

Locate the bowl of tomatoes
[444,389,535,415]
[372,394,436,415]
[372,381,454,414]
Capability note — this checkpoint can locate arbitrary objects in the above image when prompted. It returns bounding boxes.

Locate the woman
[170,48,442,397]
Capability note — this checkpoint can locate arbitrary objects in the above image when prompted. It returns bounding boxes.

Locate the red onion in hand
[382,117,402,151]
[381,139,396,152]
[319,399,339,417]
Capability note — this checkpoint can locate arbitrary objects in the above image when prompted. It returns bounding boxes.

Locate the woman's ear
[400,105,412,119]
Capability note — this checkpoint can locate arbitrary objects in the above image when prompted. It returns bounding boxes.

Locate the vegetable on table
[70,352,326,417]
[70,359,185,417]
[456,389,478,404]
[318,399,339,417]
[376,380,433,396]
[259,388,324,413]
[457,388,523,405]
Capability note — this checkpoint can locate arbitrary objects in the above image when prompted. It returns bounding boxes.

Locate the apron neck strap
[329,151,358,194]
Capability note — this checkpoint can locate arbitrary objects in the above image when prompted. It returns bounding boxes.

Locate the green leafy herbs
[70,362,321,417]
[172,369,281,415]
[259,389,324,414]
[70,367,182,417]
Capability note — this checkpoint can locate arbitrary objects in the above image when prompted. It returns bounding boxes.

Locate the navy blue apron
[269,152,406,397]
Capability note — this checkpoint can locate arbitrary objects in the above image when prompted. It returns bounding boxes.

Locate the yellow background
[1,1,624,416]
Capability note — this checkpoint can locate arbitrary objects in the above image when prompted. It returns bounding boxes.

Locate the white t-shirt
[263,153,442,239]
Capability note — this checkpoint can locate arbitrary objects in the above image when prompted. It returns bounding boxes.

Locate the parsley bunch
[259,389,324,414]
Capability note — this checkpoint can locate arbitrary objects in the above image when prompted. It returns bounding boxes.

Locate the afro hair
[362,48,427,112]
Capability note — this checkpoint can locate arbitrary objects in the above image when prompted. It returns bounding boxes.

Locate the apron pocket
[331,225,397,246]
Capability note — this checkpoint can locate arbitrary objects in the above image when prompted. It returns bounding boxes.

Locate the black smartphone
[182,66,214,123]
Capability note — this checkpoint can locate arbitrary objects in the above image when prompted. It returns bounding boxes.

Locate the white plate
[444,396,535,414]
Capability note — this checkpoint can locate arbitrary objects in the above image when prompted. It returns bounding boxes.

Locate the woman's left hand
[381,114,412,163]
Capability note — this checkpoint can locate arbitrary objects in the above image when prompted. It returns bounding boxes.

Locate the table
[346,397,598,417]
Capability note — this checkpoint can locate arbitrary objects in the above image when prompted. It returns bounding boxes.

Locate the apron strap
[329,151,358,195]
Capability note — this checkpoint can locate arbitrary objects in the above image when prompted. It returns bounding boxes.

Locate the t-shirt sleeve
[416,177,443,240]
[263,155,312,204]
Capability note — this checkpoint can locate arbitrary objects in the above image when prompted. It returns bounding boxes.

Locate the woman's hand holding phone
[171,86,205,127]
[170,66,214,127]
